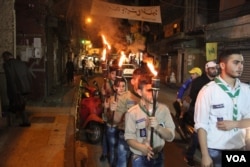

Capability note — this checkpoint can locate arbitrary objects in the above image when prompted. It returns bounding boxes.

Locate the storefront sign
[206,42,217,61]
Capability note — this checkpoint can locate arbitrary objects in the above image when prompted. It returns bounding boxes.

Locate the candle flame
[147,62,158,76]
[119,51,126,67]
[101,35,111,50]
[101,48,106,61]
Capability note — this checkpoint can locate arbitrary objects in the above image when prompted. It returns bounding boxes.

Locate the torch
[117,51,126,79]
[110,51,126,127]
[101,35,111,59]
[101,35,111,50]
[101,35,112,123]
[101,48,108,102]
[101,34,111,93]
[147,62,160,148]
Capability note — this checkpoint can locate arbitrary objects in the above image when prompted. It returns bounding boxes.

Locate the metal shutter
[240,51,250,84]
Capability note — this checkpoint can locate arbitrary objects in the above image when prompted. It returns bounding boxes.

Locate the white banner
[91,0,162,23]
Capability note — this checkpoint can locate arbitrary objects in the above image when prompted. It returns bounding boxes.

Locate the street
[77,73,201,167]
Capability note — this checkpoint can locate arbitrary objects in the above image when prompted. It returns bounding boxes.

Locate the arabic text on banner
[90,0,162,23]
[206,42,217,61]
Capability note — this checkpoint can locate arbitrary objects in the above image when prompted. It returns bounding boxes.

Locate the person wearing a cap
[174,67,202,119]
[176,67,202,103]
[183,61,218,167]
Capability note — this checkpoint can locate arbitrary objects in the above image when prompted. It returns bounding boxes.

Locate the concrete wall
[206,15,250,42]
[0,0,15,106]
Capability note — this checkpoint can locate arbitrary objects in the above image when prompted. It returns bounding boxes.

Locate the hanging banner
[90,0,162,23]
[206,42,217,61]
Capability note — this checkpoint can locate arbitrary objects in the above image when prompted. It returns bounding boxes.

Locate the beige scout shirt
[124,102,175,155]
[114,91,140,130]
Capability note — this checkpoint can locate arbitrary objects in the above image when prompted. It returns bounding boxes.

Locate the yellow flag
[206,43,217,61]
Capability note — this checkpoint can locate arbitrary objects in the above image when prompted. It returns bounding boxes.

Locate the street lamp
[85,17,92,25]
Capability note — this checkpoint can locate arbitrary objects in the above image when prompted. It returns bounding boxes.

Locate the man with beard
[125,75,175,167]
[183,61,218,167]
[194,50,250,167]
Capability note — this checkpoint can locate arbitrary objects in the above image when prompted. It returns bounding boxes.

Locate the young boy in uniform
[125,75,175,167]
[103,77,128,167]
[110,68,146,167]
[100,66,117,162]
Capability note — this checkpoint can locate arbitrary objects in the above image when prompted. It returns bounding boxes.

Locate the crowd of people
[2,49,250,167]
[99,62,175,167]
[174,50,250,167]
[80,49,250,167]
[81,58,99,77]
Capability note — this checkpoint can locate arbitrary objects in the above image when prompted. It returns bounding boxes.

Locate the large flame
[101,48,106,61]
[119,51,126,67]
[101,35,111,50]
[147,62,158,76]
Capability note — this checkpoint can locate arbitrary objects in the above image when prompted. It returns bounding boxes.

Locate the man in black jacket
[184,61,218,167]
[2,51,32,127]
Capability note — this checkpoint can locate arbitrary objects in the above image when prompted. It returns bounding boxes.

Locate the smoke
[95,16,128,52]
[71,0,146,54]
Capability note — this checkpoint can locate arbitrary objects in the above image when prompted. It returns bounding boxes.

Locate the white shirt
[194,76,250,150]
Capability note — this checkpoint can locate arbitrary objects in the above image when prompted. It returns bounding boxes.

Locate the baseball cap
[205,61,217,69]
[189,67,202,76]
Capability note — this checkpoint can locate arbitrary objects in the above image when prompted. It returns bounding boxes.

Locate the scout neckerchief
[139,102,152,117]
[214,77,240,121]
[139,102,159,147]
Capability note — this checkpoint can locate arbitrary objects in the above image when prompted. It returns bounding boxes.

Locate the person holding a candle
[194,49,250,167]
[124,75,175,167]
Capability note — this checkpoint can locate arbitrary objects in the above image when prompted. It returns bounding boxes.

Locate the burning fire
[101,35,111,50]
[101,48,106,61]
[147,62,158,76]
[119,51,126,67]
[101,35,111,61]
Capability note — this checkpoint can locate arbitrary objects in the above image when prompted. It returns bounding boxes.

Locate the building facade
[0,0,72,106]
[147,0,250,84]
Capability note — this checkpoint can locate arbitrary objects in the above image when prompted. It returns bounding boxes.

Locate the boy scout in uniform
[104,77,128,167]
[100,65,117,162]
[101,66,117,99]
[124,75,175,167]
[111,68,147,167]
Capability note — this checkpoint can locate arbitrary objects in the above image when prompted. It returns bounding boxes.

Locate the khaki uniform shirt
[115,91,140,130]
[124,101,175,155]
[106,91,139,128]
